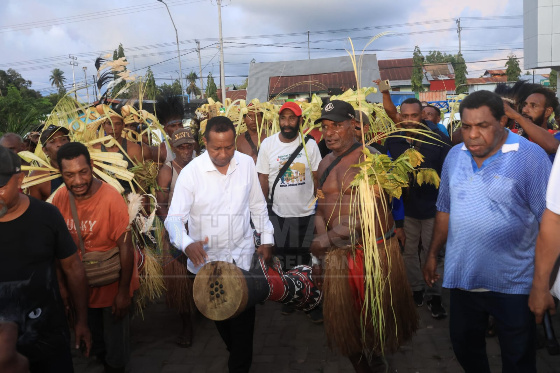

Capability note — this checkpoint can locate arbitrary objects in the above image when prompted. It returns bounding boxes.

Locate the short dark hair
[529,87,559,111]
[425,104,441,116]
[57,142,91,171]
[401,98,423,111]
[204,116,236,140]
[459,90,505,122]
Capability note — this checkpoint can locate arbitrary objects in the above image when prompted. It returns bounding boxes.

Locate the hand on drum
[312,264,324,290]
[422,255,440,287]
[257,244,274,265]
[185,237,209,267]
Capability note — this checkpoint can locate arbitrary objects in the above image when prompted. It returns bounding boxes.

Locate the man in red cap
[256,101,323,322]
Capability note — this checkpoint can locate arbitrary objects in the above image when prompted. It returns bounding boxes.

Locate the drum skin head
[193,261,248,321]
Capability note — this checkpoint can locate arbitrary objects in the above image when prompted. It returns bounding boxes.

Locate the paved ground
[74,288,560,373]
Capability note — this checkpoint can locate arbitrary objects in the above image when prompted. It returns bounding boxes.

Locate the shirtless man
[156,128,196,217]
[236,109,266,163]
[28,125,70,200]
[310,100,416,373]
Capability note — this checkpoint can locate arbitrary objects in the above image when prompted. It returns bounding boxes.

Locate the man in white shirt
[256,102,322,320]
[165,116,274,373]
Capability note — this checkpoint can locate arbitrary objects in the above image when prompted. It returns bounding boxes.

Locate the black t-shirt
[0,196,77,363]
[385,126,452,220]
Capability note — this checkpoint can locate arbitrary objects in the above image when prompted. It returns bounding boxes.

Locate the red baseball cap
[279,102,302,116]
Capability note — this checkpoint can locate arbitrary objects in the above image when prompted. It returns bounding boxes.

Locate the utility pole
[82,67,89,104]
[92,75,98,100]
[308,30,311,102]
[157,0,185,106]
[456,18,462,54]
[217,0,227,104]
[196,40,204,97]
[69,55,78,100]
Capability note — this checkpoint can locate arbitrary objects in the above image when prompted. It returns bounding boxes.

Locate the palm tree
[186,71,201,99]
[49,68,66,93]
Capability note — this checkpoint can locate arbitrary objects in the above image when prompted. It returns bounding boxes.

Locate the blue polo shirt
[437,129,551,294]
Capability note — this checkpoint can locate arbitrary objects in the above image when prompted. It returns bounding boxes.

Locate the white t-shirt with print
[256,133,322,218]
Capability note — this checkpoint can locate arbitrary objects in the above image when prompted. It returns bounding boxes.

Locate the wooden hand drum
[193,256,322,321]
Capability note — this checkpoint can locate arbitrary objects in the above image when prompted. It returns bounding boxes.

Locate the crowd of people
[1,79,560,373]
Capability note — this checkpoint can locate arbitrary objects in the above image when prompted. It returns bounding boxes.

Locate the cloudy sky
[0,0,527,101]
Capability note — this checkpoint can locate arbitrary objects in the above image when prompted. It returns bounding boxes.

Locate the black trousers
[270,213,315,271]
[214,306,256,373]
[449,289,536,373]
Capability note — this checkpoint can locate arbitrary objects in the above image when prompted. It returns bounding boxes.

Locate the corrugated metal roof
[226,89,247,101]
[378,58,414,81]
[485,69,507,76]
[268,71,357,95]
[467,76,508,84]
[423,63,454,79]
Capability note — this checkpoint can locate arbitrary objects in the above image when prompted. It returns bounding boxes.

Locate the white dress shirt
[165,150,274,274]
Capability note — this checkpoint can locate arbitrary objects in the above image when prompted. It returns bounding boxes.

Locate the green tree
[505,54,522,82]
[144,67,157,100]
[550,69,558,90]
[49,68,67,95]
[157,79,183,98]
[186,71,201,98]
[0,69,41,99]
[425,51,455,64]
[0,86,53,135]
[205,73,219,102]
[411,46,425,93]
[238,78,249,89]
[112,43,128,98]
[454,53,468,94]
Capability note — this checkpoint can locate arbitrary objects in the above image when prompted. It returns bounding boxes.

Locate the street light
[157,0,185,106]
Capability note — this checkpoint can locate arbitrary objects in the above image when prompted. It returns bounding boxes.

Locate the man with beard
[28,125,70,201]
[165,116,274,373]
[503,87,560,161]
[384,98,451,319]
[424,90,551,373]
[256,102,322,321]
[156,128,197,348]
[236,109,266,163]
[0,144,91,372]
[52,142,139,373]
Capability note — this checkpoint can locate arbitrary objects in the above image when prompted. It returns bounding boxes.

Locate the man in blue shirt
[423,90,551,373]
[385,98,452,319]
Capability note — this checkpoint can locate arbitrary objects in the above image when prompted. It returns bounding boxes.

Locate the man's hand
[310,238,328,258]
[503,101,521,120]
[185,237,209,267]
[257,244,273,265]
[373,79,389,93]
[529,286,557,324]
[112,290,131,320]
[312,264,324,290]
[74,321,91,357]
[423,255,440,287]
[395,227,406,248]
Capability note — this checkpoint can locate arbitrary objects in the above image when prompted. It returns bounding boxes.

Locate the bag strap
[270,134,312,204]
[318,142,362,188]
[68,192,85,257]
[244,131,259,157]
